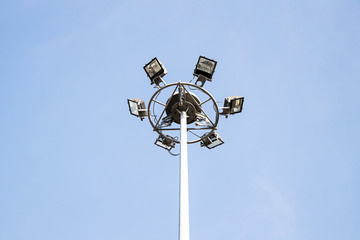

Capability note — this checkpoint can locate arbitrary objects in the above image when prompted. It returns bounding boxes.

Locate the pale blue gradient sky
[1,1,359,240]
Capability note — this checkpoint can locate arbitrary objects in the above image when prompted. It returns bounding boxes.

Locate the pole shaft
[179,111,190,240]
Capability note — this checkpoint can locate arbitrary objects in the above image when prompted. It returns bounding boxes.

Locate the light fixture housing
[144,57,167,86]
[200,132,224,149]
[221,96,244,116]
[193,56,217,86]
[127,98,148,120]
[155,135,176,150]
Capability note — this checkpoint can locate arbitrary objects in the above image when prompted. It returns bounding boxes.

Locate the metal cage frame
[147,82,219,144]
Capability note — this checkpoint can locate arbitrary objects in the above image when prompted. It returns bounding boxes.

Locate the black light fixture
[200,132,224,149]
[221,96,244,117]
[155,135,176,150]
[144,57,167,87]
[127,98,148,120]
[193,56,217,86]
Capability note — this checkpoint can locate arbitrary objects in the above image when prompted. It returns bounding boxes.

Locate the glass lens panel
[129,101,139,115]
[145,59,162,78]
[155,140,172,150]
[197,57,215,74]
[231,98,242,113]
[207,139,223,148]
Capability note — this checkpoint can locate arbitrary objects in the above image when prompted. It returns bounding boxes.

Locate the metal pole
[179,110,190,240]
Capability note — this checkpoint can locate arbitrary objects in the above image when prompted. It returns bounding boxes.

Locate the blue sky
[1,0,359,239]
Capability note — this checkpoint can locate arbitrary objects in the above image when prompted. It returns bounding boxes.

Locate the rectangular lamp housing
[193,56,217,80]
[127,98,147,118]
[144,57,167,83]
[154,135,175,150]
[224,96,244,115]
[200,132,224,149]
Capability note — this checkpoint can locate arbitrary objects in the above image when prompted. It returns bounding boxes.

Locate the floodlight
[127,98,148,120]
[221,96,244,116]
[144,57,167,86]
[194,56,217,86]
[155,135,176,150]
[200,132,224,149]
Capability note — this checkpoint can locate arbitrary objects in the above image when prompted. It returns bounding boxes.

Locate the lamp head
[221,96,244,116]
[154,135,176,150]
[200,132,224,149]
[194,56,217,82]
[127,98,148,120]
[144,57,167,86]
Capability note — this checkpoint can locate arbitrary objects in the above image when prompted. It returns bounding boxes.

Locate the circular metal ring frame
[148,82,219,144]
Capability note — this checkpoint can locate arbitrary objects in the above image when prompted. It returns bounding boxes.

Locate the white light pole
[179,110,190,240]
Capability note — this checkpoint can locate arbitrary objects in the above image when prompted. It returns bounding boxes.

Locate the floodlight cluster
[127,56,244,152]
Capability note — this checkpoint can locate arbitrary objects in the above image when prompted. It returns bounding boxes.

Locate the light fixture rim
[127,98,147,117]
[143,57,166,81]
[154,135,176,150]
[193,55,217,80]
[127,98,140,116]
[224,96,244,115]
[200,132,224,149]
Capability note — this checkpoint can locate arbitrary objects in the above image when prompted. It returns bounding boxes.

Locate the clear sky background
[1,0,359,240]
